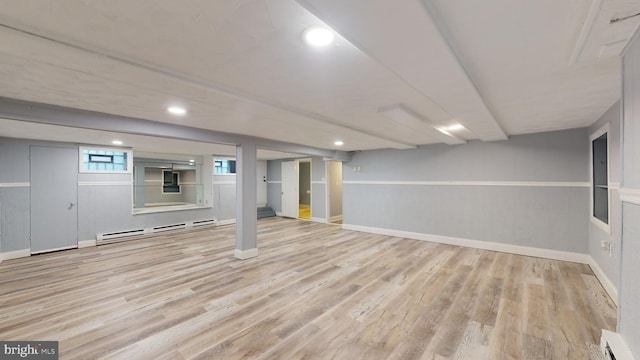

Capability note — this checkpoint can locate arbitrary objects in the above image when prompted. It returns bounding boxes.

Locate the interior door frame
[29,145,79,254]
[298,159,312,219]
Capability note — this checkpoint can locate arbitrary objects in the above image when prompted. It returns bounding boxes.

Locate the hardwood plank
[0,217,617,359]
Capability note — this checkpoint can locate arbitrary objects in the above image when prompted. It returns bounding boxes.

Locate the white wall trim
[31,245,77,255]
[310,217,327,224]
[620,187,640,205]
[342,180,589,187]
[0,248,31,263]
[342,223,590,264]
[342,223,621,303]
[610,182,621,190]
[588,256,618,305]
[78,181,131,186]
[276,212,283,217]
[214,181,236,185]
[601,330,636,360]
[78,239,97,248]
[311,181,326,185]
[267,180,282,184]
[217,218,236,226]
[234,248,258,260]
[0,182,30,188]
[329,215,343,223]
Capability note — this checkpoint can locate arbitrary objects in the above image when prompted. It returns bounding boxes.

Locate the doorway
[30,146,78,254]
[281,160,298,218]
[326,161,343,224]
[298,161,311,219]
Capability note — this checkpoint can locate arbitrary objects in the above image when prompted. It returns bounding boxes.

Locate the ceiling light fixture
[334,140,344,146]
[111,140,123,145]
[303,26,335,47]
[167,106,187,116]
[447,124,465,131]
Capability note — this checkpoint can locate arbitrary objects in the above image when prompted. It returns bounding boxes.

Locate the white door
[30,146,78,254]
[281,160,298,218]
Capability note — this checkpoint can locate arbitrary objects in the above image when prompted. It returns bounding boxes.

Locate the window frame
[161,170,182,194]
[214,158,236,175]
[589,124,610,233]
[79,146,132,174]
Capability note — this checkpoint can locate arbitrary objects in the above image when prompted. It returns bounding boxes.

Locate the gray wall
[343,128,589,253]
[0,137,237,253]
[588,101,622,291]
[619,30,640,355]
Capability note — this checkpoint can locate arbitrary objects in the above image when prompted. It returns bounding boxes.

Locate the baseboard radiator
[96,218,217,245]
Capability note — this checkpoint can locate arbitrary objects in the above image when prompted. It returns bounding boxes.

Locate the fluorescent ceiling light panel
[447,124,465,131]
[167,106,187,115]
[111,140,123,145]
[378,104,465,145]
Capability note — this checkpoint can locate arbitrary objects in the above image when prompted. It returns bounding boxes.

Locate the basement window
[79,146,132,173]
[162,170,181,194]
[214,159,236,174]
[590,125,609,231]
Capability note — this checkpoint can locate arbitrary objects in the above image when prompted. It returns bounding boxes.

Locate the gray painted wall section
[619,30,640,355]
[0,137,237,253]
[588,101,622,291]
[345,129,588,182]
[0,188,29,252]
[343,129,589,253]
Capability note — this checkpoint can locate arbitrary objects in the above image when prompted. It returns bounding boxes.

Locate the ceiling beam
[298,0,508,142]
[0,97,350,160]
[0,22,413,150]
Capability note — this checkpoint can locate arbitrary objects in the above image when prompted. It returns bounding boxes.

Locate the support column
[235,141,258,259]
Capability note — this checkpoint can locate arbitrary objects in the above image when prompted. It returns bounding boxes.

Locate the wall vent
[152,223,186,233]
[96,218,218,245]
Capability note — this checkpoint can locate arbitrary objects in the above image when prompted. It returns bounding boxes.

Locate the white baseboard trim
[341,224,590,264]
[588,256,619,305]
[234,248,258,260]
[0,248,31,263]
[310,217,327,224]
[275,212,283,217]
[78,239,97,248]
[0,182,30,188]
[329,215,343,223]
[341,223,621,303]
[601,330,635,360]
[217,219,236,226]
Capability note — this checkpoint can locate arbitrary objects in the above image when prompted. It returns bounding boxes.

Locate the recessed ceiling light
[167,106,187,116]
[111,140,123,145]
[334,140,344,146]
[304,26,335,47]
[189,159,195,163]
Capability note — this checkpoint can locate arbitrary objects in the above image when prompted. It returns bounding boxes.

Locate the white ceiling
[0,0,637,157]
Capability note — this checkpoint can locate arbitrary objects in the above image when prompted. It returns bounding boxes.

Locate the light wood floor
[0,217,616,359]
[299,205,311,219]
